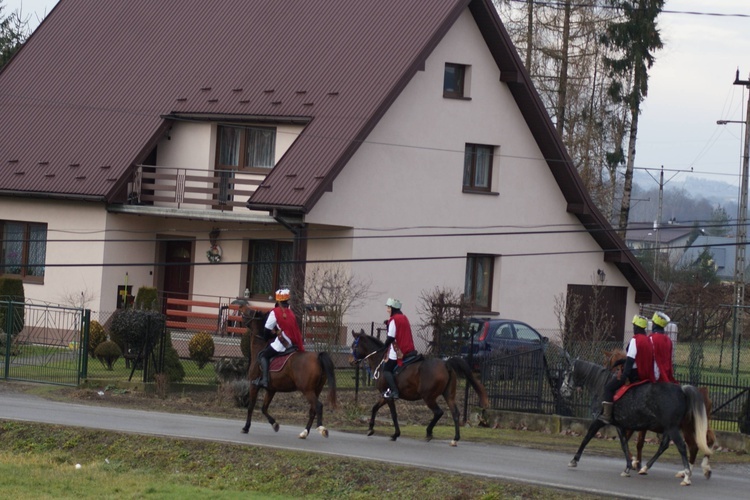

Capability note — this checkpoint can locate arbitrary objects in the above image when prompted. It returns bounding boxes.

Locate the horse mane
[574,359,613,400]
[362,334,385,350]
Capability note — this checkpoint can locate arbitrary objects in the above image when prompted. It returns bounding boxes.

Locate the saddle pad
[614,379,649,402]
[270,353,295,372]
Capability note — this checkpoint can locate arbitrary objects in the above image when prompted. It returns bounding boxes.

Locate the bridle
[351,335,386,379]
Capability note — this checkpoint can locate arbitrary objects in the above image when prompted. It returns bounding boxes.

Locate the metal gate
[1,300,89,386]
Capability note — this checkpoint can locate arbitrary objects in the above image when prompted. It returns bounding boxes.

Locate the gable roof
[0,0,662,303]
[625,222,694,245]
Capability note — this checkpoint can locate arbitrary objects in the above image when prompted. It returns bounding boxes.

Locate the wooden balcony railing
[129,164,265,211]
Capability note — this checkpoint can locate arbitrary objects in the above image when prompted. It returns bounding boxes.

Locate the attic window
[444,63,471,99]
[216,124,275,172]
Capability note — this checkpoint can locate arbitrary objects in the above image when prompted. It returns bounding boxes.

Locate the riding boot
[253,356,270,388]
[383,370,399,399]
[598,401,613,424]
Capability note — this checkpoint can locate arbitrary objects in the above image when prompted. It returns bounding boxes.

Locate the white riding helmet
[385,298,402,309]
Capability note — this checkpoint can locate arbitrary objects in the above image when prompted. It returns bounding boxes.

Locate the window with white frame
[1,220,47,282]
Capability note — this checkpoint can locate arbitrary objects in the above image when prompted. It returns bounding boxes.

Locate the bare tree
[302,264,372,348]
[417,287,475,357]
[59,287,97,309]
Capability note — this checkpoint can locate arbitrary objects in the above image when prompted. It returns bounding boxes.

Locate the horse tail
[683,384,713,457]
[446,356,489,409]
[318,352,338,410]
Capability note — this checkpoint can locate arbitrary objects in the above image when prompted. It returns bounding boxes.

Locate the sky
[4,0,750,189]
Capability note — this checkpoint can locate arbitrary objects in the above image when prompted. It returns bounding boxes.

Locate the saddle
[394,350,423,375]
[614,379,649,402]
[269,347,298,371]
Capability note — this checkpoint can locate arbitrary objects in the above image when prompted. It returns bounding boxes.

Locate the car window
[497,325,514,339]
[514,323,541,343]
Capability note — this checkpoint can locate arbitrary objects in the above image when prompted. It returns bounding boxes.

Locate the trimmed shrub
[134,286,159,311]
[214,357,249,383]
[149,331,185,383]
[88,320,107,358]
[188,331,215,369]
[0,277,25,336]
[109,308,165,353]
[94,340,122,370]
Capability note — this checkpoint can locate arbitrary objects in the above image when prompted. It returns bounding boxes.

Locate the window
[246,240,293,299]
[444,63,467,98]
[1,220,47,282]
[463,144,493,191]
[217,124,276,172]
[465,254,493,310]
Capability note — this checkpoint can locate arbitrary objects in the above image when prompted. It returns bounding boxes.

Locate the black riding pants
[602,368,639,402]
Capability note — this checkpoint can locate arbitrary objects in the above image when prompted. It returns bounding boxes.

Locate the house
[0,0,661,338]
[679,235,748,283]
[625,221,695,266]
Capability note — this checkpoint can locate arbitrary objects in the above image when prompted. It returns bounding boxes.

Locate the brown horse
[349,330,489,446]
[605,348,715,479]
[240,309,337,439]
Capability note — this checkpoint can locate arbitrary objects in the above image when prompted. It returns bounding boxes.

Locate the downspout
[272,210,307,329]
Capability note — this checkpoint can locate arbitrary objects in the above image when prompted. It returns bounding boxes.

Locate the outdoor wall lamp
[597,269,606,283]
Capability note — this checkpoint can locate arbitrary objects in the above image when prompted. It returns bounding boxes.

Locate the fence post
[79,309,90,382]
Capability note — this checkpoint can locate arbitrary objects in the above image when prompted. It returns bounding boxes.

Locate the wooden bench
[165,298,270,336]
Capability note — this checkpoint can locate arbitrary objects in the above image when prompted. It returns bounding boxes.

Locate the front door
[163,240,193,313]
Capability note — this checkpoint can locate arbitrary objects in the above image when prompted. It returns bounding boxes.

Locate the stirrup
[382,389,399,400]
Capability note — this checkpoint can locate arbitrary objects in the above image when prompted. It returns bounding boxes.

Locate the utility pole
[635,165,692,282]
[731,69,750,383]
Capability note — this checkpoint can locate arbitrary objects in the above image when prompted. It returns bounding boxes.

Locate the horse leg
[639,433,670,475]
[635,430,645,471]
[423,397,444,443]
[568,420,606,468]
[260,390,280,433]
[614,426,634,477]
[241,384,261,433]
[299,392,327,439]
[367,398,387,437]
[447,397,461,447]
[386,399,401,441]
[677,420,698,480]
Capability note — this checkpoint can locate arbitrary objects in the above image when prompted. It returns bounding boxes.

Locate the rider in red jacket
[650,311,677,383]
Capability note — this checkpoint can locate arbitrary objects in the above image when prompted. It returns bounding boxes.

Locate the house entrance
[162,239,193,314]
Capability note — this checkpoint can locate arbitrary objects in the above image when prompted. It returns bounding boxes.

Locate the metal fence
[5,302,750,434]
[1,300,88,386]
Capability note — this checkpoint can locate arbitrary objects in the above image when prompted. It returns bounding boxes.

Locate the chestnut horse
[240,309,337,439]
[349,330,489,446]
[605,348,715,479]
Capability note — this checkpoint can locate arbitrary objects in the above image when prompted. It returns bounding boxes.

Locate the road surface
[0,391,747,499]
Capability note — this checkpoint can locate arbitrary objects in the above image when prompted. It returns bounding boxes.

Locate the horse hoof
[272,423,280,433]
[638,467,648,475]
[680,478,691,486]
[425,435,433,442]
[317,426,328,438]
[676,471,685,478]
[241,427,249,434]
[568,460,578,468]
[367,429,374,437]
[299,429,309,439]
[621,471,630,477]
[450,440,457,447]
[390,435,398,441]
[704,469,712,480]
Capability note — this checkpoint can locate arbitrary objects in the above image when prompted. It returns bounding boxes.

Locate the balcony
[128,164,264,211]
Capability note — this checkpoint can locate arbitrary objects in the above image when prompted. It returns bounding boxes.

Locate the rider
[381,297,416,400]
[599,314,656,424]
[650,311,677,383]
[252,288,305,388]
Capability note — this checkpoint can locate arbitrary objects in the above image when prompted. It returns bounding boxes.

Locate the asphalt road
[1,392,748,499]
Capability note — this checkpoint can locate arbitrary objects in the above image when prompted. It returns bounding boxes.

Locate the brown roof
[0,0,662,303]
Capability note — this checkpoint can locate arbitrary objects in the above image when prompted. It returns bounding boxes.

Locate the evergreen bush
[94,340,122,370]
[188,331,215,369]
[88,320,107,357]
[109,309,165,353]
[0,277,25,336]
[134,286,159,311]
[149,331,185,383]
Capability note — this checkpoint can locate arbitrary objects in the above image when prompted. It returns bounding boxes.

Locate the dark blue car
[461,318,548,371]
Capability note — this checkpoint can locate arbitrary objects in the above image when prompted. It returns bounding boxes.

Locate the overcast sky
[5,0,750,188]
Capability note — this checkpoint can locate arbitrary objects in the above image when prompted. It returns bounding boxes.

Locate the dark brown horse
[349,330,489,446]
[605,348,715,479]
[240,309,337,439]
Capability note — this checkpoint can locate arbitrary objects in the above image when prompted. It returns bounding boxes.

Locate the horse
[604,348,715,479]
[240,308,337,439]
[560,358,712,486]
[349,329,489,446]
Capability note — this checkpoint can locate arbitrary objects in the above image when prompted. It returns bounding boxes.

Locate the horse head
[560,357,579,398]
[349,329,368,366]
